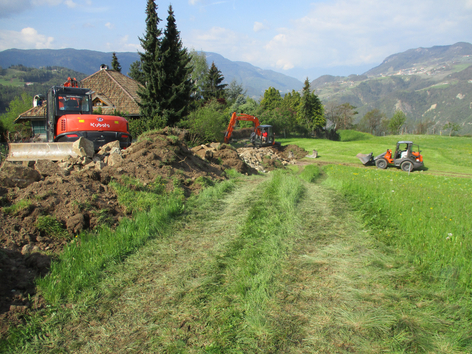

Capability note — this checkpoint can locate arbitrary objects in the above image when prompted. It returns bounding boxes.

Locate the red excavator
[224,112,277,147]
[7,78,132,161]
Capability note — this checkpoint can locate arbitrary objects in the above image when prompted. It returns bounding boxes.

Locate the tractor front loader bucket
[356,152,374,165]
[7,142,78,162]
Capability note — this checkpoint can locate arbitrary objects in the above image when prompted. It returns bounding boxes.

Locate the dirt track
[0,128,307,336]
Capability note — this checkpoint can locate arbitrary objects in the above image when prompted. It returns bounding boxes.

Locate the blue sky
[1,0,472,80]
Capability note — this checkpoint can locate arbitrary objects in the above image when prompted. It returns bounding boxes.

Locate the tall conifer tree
[202,62,227,101]
[111,52,122,73]
[297,78,325,135]
[137,0,166,129]
[160,5,193,126]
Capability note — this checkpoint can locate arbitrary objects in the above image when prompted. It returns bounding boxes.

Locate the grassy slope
[279,130,472,175]
[5,167,472,353]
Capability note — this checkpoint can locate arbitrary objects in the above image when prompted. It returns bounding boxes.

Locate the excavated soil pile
[193,143,308,173]
[0,128,258,335]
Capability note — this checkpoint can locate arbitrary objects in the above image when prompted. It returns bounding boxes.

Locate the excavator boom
[224,112,260,143]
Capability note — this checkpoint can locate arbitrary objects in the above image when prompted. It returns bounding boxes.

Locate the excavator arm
[224,112,260,143]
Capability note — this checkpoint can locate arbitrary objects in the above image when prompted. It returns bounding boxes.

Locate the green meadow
[3,131,472,353]
[279,130,472,175]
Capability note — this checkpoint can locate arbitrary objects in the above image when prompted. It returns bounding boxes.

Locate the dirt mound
[191,143,258,175]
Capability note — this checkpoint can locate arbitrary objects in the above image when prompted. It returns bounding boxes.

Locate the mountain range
[311,42,472,134]
[0,48,303,98]
[1,43,472,134]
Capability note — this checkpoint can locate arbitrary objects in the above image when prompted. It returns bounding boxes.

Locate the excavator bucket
[7,142,78,162]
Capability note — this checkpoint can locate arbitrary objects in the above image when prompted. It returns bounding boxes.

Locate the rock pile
[237,146,295,173]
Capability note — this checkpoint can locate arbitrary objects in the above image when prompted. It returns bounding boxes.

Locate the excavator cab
[251,125,275,147]
[47,86,93,142]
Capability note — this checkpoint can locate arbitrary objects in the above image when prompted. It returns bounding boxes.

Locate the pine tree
[202,62,227,101]
[297,78,325,135]
[111,52,122,73]
[160,5,193,126]
[128,60,145,85]
[137,0,166,130]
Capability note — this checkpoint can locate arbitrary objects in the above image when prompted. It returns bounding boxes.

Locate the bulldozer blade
[356,152,374,165]
[7,142,78,162]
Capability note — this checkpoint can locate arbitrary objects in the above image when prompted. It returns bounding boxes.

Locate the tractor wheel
[401,161,413,172]
[375,158,387,169]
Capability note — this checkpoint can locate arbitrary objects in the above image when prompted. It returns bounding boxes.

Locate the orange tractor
[357,141,424,172]
[224,112,278,148]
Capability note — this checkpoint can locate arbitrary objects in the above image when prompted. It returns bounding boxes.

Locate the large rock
[0,161,41,188]
[72,137,94,158]
[107,147,123,166]
[98,140,120,155]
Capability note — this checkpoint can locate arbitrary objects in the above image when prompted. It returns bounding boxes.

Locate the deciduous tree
[360,109,385,135]
[0,93,32,141]
[389,110,406,134]
[189,50,208,100]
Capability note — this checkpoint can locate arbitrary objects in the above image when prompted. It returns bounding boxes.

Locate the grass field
[3,132,472,353]
[278,130,472,175]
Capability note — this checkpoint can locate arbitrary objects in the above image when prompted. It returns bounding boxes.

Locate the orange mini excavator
[7,78,132,161]
[224,112,277,148]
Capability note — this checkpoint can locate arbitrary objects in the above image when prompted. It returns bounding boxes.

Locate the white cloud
[0,27,54,51]
[64,0,77,8]
[253,21,268,33]
[105,22,114,30]
[259,0,472,70]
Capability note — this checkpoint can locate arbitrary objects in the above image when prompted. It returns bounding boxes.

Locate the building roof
[81,67,142,116]
[16,68,143,122]
[16,103,46,121]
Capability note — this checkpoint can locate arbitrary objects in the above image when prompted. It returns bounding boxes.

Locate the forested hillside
[0,65,85,113]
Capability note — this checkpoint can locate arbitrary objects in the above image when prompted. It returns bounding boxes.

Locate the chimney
[100,64,108,71]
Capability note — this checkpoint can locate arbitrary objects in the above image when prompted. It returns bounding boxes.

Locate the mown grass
[278,130,472,175]
[189,171,306,352]
[322,163,472,291]
[4,165,472,353]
